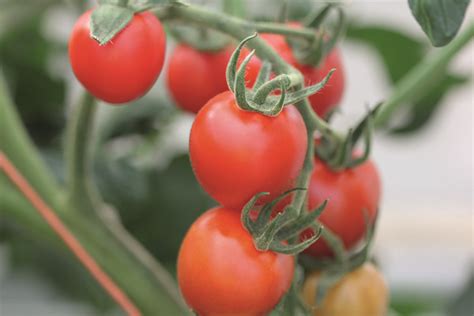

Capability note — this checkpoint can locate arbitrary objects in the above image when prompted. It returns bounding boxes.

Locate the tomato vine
[0,0,472,315]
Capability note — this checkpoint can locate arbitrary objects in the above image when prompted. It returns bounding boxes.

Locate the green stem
[376,22,474,126]
[66,92,100,211]
[253,22,315,40]
[0,74,189,315]
[222,0,246,18]
[65,90,189,313]
[0,69,61,208]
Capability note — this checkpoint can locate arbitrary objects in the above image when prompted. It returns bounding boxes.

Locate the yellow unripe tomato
[302,263,389,316]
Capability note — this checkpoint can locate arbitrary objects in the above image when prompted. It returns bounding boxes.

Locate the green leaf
[448,272,474,316]
[347,24,469,134]
[408,0,471,47]
[96,154,215,263]
[0,17,66,146]
[90,4,134,45]
[390,74,468,134]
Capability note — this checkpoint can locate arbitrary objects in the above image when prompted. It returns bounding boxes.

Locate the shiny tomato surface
[189,91,307,210]
[178,207,294,316]
[69,11,166,104]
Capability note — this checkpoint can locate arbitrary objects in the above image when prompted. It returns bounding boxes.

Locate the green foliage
[347,24,469,134]
[96,154,214,264]
[91,4,134,45]
[408,0,471,47]
[447,272,474,316]
[0,16,66,146]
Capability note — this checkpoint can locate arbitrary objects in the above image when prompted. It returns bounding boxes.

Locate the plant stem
[154,2,344,246]
[66,92,100,212]
[0,75,189,315]
[64,90,189,313]
[376,22,474,126]
[0,70,61,207]
[253,22,315,40]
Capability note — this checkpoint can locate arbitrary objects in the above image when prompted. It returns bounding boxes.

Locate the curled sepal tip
[253,61,272,90]
[234,49,256,111]
[241,191,270,234]
[283,68,335,106]
[226,33,258,92]
[293,5,346,66]
[241,190,328,255]
[317,102,382,171]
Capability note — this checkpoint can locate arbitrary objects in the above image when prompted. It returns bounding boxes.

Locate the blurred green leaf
[1,227,114,312]
[347,24,469,134]
[390,73,468,134]
[390,291,447,316]
[408,0,471,47]
[96,154,215,264]
[448,271,474,316]
[0,15,66,146]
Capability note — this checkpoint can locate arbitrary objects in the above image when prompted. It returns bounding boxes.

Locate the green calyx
[226,34,335,117]
[241,189,328,255]
[289,4,346,66]
[90,0,158,45]
[316,103,382,171]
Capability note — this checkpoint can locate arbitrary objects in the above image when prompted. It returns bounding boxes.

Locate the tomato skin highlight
[178,207,294,316]
[189,91,307,211]
[302,263,389,316]
[259,28,345,117]
[69,11,166,104]
[303,158,381,257]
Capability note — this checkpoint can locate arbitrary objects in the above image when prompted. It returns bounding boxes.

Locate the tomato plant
[189,91,307,210]
[302,263,388,316]
[2,0,470,315]
[177,207,294,316]
[303,157,381,257]
[69,11,166,104]
[259,27,345,118]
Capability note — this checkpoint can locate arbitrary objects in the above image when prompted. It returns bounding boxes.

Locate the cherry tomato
[259,28,345,118]
[178,207,294,316]
[167,45,233,113]
[302,263,389,316]
[303,158,381,257]
[69,10,166,104]
[189,91,307,210]
[167,44,260,113]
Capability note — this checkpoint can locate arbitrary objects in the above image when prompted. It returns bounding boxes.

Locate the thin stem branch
[253,22,315,40]
[376,22,474,126]
[66,91,100,211]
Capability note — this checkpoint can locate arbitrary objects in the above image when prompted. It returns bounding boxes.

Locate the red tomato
[178,207,294,316]
[189,91,307,210]
[259,28,345,118]
[167,45,233,113]
[167,44,260,113]
[69,10,166,104]
[303,158,381,257]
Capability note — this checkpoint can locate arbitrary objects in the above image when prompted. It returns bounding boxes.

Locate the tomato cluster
[68,8,386,316]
